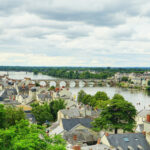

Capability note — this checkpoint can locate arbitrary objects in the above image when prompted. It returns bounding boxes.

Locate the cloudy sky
[0,0,150,67]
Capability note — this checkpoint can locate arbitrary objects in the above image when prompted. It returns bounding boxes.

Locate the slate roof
[37,93,51,101]
[138,110,150,117]
[62,118,92,131]
[0,100,21,105]
[60,108,80,118]
[107,133,150,150]
[26,113,36,124]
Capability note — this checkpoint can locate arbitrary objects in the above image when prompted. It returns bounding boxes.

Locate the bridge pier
[75,81,79,87]
[65,81,70,87]
[56,81,60,87]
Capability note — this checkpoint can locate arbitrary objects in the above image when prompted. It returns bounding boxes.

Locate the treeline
[0,66,149,79]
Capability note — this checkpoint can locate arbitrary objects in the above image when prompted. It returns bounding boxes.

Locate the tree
[31,99,66,125]
[82,94,92,105]
[35,82,40,87]
[0,120,66,150]
[148,80,150,86]
[112,94,125,100]
[0,104,6,128]
[77,90,87,103]
[94,91,109,101]
[0,105,25,129]
[121,76,129,82]
[5,106,25,128]
[49,99,66,121]
[31,103,53,125]
[92,98,137,134]
[48,86,55,91]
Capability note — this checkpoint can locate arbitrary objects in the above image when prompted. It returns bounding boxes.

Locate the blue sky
[0,0,150,67]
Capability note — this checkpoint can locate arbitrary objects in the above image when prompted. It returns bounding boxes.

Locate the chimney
[142,131,146,136]
[72,145,80,150]
[97,138,101,144]
[73,135,77,141]
[147,114,150,122]
[105,133,109,137]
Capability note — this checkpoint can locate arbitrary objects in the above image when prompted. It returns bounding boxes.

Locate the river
[1,71,150,111]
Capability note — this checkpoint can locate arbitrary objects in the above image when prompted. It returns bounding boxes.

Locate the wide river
[1,71,150,111]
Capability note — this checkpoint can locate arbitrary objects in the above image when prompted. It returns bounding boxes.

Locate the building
[101,133,150,150]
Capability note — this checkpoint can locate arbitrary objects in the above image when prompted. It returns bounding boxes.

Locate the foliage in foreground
[0,105,25,129]
[0,120,66,150]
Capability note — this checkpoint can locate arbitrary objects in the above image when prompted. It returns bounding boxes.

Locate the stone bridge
[30,79,112,88]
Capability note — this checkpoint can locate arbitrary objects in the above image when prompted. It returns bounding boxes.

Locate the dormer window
[137,145,143,150]
[123,137,129,142]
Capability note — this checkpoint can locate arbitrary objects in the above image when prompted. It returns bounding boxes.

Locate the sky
[0,0,150,67]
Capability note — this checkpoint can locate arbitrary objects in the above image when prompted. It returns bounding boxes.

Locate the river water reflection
[1,71,150,111]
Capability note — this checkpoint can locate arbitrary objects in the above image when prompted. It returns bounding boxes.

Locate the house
[48,118,98,146]
[136,110,150,124]
[101,132,150,150]
[29,87,37,100]
[16,94,30,104]
[0,88,17,101]
[57,108,81,123]
[143,114,150,144]
[57,107,101,123]
[58,88,72,100]
[36,93,52,104]
[62,118,98,146]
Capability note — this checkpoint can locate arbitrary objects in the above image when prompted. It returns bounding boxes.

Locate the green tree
[5,106,25,128]
[48,86,55,91]
[77,90,87,103]
[92,98,137,134]
[49,99,66,121]
[31,103,53,125]
[0,120,66,150]
[0,104,6,128]
[0,105,25,129]
[94,91,109,101]
[148,80,150,86]
[31,99,66,125]
[82,94,92,105]
[121,76,129,82]
[112,94,125,100]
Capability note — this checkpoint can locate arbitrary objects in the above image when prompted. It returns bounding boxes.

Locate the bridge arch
[49,81,56,87]
[60,81,66,87]
[39,81,47,86]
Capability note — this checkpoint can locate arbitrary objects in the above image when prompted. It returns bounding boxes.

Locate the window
[123,137,129,142]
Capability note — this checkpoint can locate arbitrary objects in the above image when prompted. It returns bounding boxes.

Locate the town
[0,72,150,150]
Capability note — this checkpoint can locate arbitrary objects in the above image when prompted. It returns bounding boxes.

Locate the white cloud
[0,0,150,66]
